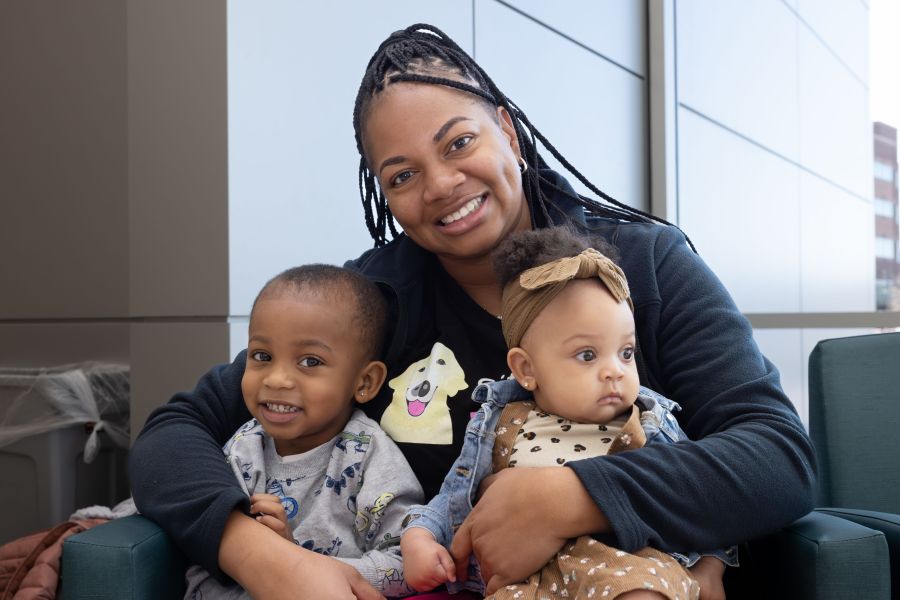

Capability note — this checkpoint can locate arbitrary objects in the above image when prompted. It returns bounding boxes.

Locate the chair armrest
[726,510,890,600]
[60,515,186,600]
[817,507,900,597]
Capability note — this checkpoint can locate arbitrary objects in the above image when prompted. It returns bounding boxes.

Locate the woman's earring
[518,156,528,174]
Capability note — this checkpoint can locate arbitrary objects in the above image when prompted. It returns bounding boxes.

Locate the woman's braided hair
[353,23,691,249]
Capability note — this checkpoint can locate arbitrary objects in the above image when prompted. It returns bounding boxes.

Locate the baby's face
[241,292,369,455]
[520,280,639,424]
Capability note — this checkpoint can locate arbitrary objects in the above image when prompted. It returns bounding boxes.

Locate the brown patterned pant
[486,535,699,600]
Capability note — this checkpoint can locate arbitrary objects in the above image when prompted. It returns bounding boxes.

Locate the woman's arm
[449,466,609,594]
[128,352,252,580]
[567,224,815,553]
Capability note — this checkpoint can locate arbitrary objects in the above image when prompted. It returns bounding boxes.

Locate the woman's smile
[437,193,489,233]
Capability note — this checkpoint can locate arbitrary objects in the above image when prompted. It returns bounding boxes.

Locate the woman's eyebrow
[379,155,406,176]
[378,116,473,175]
[433,116,470,143]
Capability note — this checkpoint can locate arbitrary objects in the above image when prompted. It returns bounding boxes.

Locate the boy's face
[242,290,372,456]
[518,280,639,424]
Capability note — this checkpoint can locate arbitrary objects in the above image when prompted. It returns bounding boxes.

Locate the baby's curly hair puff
[491,227,619,288]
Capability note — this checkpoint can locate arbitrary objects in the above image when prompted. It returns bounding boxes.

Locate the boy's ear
[355,360,388,404]
[507,347,537,391]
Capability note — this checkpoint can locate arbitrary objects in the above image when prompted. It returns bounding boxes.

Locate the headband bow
[500,248,632,348]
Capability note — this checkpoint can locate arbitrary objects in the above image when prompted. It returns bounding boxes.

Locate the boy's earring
[517,156,528,174]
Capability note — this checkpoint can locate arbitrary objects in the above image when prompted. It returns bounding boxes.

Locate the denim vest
[402,378,737,592]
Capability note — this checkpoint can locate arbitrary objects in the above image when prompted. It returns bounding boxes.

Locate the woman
[129,24,815,600]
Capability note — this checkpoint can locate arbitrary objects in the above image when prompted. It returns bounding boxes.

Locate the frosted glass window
[875,198,896,218]
[875,160,896,183]
[876,236,896,259]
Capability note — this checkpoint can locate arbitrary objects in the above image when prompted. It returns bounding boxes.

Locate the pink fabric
[405,592,481,599]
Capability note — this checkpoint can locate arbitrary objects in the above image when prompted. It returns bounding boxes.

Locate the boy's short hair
[252,265,388,361]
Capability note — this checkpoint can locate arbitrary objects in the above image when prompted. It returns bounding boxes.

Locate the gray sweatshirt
[184,409,423,599]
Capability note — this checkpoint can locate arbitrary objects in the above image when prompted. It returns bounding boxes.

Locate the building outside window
[874,160,896,183]
[874,122,900,310]
[875,198,895,218]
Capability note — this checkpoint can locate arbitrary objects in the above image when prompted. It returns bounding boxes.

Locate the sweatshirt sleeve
[568,226,816,554]
[335,427,424,597]
[128,351,252,583]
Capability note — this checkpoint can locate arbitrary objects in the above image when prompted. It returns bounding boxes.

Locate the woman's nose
[423,165,464,204]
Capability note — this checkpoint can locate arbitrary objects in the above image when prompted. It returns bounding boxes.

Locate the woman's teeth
[265,403,299,413]
[441,195,484,225]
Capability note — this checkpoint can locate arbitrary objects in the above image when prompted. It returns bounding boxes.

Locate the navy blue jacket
[129,171,815,581]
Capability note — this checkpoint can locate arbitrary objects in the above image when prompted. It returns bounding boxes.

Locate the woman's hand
[690,556,726,600]
[249,493,293,542]
[400,527,456,591]
[220,510,385,600]
[449,466,609,595]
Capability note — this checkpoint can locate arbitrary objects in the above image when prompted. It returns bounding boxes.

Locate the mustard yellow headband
[500,248,632,348]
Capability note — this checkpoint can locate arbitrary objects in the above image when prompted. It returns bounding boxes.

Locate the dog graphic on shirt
[380,342,467,444]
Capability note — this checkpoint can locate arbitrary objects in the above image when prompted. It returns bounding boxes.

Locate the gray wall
[0,3,129,365]
[0,2,233,438]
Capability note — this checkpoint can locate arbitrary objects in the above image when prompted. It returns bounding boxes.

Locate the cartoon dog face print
[379,342,467,444]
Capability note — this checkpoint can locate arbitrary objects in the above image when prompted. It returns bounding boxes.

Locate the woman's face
[363,83,531,263]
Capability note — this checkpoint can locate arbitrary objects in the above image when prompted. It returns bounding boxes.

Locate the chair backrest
[808,331,900,513]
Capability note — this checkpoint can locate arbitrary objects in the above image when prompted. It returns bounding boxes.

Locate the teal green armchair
[809,331,900,598]
[59,511,889,599]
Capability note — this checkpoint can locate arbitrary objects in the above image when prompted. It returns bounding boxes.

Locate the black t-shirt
[360,256,509,499]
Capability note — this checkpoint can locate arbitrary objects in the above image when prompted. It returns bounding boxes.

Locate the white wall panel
[227,3,473,317]
[797,28,872,200]
[497,0,645,76]
[753,329,805,425]
[677,109,802,313]
[795,0,869,84]
[800,173,875,311]
[676,0,799,161]
[476,0,646,210]
[229,318,249,362]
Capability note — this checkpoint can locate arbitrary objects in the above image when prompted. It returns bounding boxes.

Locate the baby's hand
[400,527,456,592]
[689,556,726,600]
[249,493,294,543]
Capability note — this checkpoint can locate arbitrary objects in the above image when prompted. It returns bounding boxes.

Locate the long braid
[353,24,695,252]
